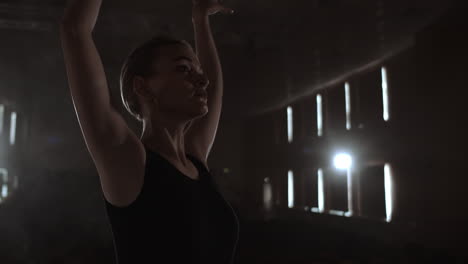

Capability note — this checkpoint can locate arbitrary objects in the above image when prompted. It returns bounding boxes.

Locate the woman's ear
[133,76,152,100]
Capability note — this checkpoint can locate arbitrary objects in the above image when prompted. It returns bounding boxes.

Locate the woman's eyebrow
[173,56,192,63]
[173,56,202,69]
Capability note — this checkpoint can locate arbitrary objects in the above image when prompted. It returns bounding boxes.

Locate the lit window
[317,168,325,213]
[381,67,390,121]
[0,168,8,201]
[1,185,7,198]
[0,104,4,134]
[288,170,294,208]
[316,94,323,137]
[384,163,393,222]
[287,106,293,143]
[0,168,7,183]
[13,175,18,189]
[10,112,17,146]
[345,82,351,130]
[263,177,273,211]
[333,153,354,216]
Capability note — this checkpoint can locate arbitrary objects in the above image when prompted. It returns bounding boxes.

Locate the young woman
[60,0,238,263]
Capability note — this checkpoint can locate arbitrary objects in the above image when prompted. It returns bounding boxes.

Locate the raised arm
[60,0,130,147]
[185,0,234,164]
[60,0,143,206]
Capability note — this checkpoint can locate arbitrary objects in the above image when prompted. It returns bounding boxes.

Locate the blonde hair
[120,35,190,122]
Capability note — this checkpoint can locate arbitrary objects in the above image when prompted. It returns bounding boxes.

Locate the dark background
[0,0,467,263]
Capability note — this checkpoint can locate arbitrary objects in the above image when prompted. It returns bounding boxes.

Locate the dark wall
[240,3,468,259]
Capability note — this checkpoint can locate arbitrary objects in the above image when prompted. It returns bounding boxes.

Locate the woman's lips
[194,91,207,97]
[194,95,207,103]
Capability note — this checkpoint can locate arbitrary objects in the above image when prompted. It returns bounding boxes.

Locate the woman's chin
[190,106,208,118]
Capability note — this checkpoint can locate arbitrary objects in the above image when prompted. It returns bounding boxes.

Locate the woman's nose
[193,72,209,88]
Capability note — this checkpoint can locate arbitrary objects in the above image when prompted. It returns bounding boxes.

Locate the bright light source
[317,168,325,213]
[288,170,294,208]
[1,184,7,198]
[381,67,390,121]
[287,106,293,143]
[316,94,323,137]
[345,82,352,130]
[311,207,320,213]
[0,104,4,134]
[10,112,17,146]
[384,163,393,222]
[333,153,353,170]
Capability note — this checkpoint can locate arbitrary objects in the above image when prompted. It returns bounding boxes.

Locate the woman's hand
[192,0,234,21]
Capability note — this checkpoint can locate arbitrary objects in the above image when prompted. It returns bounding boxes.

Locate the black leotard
[104,145,239,264]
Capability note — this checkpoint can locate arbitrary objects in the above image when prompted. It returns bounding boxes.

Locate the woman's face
[143,43,209,120]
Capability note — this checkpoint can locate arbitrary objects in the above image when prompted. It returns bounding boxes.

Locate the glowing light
[345,82,352,130]
[0,168,8,201]
[311,207,320,213]
[263,177,273,211]
[333,153,353,170]
[329,210,346,216]
[384,163,393,222]
[1,185,7,198]
[317,168,325,213]
[13,175,18,189]
[288,170,294,208]
[0,168,7,182]
[346,168,353,216]
[10,112,17,146]
[0,104,4,134]
[287,106,293,143]
[316,94,323,137]
[381,67,390,121]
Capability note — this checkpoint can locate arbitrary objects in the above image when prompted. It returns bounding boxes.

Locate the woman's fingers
[193,0,234,16]
[218,5,234,15]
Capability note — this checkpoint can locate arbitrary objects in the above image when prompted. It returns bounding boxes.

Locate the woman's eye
[177,65,191,72]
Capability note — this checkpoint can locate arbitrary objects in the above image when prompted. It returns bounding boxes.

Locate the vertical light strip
[0,168,8,200]
[381,67,390,121]
[0,169,7,183]
[346,168,353,216]
[263,177,273,211]
[10,112,17,146]
[288,170,294,208]
[384,163,393,222]
[316,94,323,137]
[0,104,4,134]
[1,185,7,198]
[317,168,324,213]
[345,82,352,130]
[13,175,18,189]
[287,106,293,143]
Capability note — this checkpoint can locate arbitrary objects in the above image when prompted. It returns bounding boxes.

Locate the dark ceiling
[0,0,455,110]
